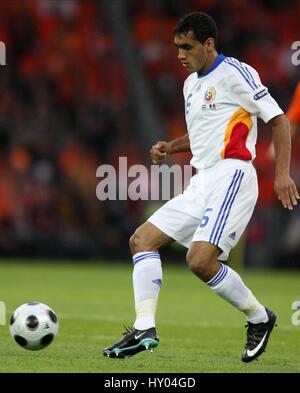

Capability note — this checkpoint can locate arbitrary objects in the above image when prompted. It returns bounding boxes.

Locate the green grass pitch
[0,260,299,373]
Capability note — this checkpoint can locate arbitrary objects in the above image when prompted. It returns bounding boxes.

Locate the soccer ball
[9,302,59,351]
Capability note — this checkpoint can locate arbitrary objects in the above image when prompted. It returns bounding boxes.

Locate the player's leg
[186,241,276,362]
[103,176,202,358]
[190,161,276,362]
[129,222,173,331]
[103,222,173,358]
[187,240,270,322]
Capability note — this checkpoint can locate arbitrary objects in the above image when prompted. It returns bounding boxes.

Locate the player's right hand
[150,141,172,164]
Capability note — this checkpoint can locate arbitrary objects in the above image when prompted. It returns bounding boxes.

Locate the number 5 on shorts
[200,208,213,228]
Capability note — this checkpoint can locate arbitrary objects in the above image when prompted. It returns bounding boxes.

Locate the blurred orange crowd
[0,0,299,263]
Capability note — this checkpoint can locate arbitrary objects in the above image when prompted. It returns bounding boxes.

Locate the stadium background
[0,0,299,268]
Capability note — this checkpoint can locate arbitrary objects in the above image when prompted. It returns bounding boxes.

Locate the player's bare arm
[267,120,298,160]
[150,133,190,164]
[270,114,300,210]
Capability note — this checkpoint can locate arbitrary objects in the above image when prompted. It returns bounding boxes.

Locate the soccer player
[103,12,299,362]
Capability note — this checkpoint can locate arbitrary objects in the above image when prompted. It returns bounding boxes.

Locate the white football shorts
[148,159,258,261]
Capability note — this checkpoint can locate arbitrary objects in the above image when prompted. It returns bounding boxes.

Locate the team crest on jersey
[204,87,216,103]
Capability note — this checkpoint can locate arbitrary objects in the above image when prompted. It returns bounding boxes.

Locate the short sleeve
[224,59,283,123]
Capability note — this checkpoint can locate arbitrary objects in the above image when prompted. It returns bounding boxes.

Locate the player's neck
[198,50,218,76]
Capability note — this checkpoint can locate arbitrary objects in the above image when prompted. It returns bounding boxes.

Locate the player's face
[174,31,214,74]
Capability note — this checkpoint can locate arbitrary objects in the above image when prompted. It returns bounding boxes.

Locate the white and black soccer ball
[9,302,59,351]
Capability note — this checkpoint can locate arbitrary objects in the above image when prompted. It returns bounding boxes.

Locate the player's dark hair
[174,12,218,48]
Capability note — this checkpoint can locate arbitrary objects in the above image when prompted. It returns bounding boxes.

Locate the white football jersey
[183,54,283,169]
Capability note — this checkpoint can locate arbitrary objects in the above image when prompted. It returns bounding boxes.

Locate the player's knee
[129,229,150,254]
[186,248,211,278]
[129,232,138,253]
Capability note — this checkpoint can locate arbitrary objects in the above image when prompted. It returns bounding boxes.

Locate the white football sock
[132,251,162,330]
[207,263,268,323]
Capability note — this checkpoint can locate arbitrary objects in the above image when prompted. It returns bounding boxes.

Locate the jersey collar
[197,54,226,78]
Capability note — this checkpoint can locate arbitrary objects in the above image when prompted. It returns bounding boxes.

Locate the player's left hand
[274,174,299,210]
